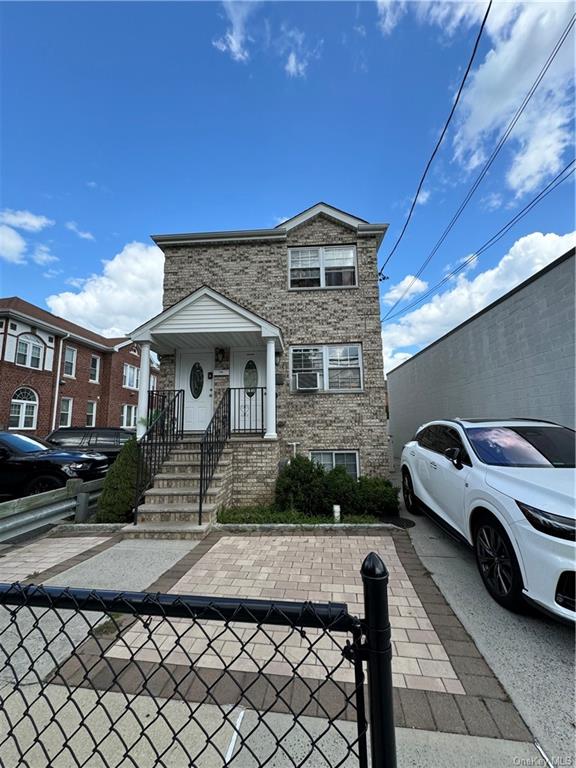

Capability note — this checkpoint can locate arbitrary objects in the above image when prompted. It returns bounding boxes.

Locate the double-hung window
[289,246,357,289]
[15,335,43,369]
[89,355,101,383]
[86,401,97,427]
[63,346,77,377]
[123,363,140,390]
[291,344,363,392]
[59,397,73,427]
[310,451,359,480]
[121,404,137,429]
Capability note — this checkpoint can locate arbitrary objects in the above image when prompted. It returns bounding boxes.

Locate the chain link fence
[0,553,396,768]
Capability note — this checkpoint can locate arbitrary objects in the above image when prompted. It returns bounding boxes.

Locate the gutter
[51,333,70,432]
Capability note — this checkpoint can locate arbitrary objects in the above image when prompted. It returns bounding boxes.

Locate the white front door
[230,349,266,432]
[178,352,213,431]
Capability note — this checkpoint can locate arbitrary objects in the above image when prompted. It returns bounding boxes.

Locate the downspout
[51,333,70,431]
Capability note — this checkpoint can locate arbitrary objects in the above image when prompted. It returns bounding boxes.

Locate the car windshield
[0,434,50,453]
[465,426,575,468]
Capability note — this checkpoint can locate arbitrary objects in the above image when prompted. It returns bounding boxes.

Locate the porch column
[136,341,151,439]
[264,338,277,439]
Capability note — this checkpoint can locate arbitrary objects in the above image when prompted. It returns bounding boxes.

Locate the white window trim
[15,336,44,370]
[89,355,101,383]
[309,450,360,479]
[289,344,364,393]
[123,363,140,390]
[122,404,137,429]
[59,397,73,427]
[63,346,77,378]
[86,400,97,427]
[9,388,39,431]
[288,245,358,290]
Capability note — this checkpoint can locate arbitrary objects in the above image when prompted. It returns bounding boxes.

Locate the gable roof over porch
[130,286,284,354]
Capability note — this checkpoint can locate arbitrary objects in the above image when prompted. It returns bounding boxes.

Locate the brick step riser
[154,476,222,489]
[123,530,208,540]
[161,463,230,475]
[169,450,231,462]
[144,492,219,505]
[136,511,214,523]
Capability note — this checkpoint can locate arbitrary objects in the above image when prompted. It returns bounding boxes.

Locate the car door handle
[430,461,438,469]
[409,451,416,456]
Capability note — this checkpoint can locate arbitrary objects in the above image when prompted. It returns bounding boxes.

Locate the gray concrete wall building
[387,250,575,458]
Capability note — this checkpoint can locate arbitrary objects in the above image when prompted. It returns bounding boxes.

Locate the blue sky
[1,1,574,370]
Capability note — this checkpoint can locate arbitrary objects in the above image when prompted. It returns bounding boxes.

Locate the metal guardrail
[0,478,105,543]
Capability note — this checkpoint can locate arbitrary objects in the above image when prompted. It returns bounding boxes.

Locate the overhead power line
[382,12,576,318]
[379,0,493,277]
[382,158,575,322]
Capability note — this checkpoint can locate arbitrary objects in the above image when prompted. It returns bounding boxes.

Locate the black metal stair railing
[198,388,231,525]
[133,389,184,523]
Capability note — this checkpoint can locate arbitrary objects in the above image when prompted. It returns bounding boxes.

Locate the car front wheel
[26,475,63,496]
[474,514,525,612]
[402,469,420,515]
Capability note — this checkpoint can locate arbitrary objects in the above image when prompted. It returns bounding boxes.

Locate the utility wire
[382,12,576,318]
[383,159,575,322]
[378,0,492,276]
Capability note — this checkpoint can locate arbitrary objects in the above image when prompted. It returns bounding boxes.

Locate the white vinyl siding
[89,355,101,383]
[9,388,38,430]
[291,345,363,392]
[121,404,137,429]
[310,451,359,479]
[63,346,77,377]
[59,397,73,427]
[86,400,96,427]
[157,294,259,333]
[123,363,140,390]
[289,246,357,289]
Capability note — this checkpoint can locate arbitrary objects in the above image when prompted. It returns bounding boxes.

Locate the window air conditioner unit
[296,372,320,391]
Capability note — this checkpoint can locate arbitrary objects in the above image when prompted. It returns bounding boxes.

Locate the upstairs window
[63,346,77,377]
[15,335,44,369]
[123,363,140,389]
[289,246,357,289]
[59,397,73,427]
[89,355,101,383]
[291,344,363,392]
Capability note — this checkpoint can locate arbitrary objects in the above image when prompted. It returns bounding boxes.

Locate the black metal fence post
[361,551,397,768]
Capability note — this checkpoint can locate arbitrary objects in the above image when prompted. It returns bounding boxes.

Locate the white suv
[401,419,575,622]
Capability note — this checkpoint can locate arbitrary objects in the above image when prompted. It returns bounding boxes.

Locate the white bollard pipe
[333,504,341,523]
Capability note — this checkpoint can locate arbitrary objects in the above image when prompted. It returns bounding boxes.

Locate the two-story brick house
[130,203,390,523]
[0,297,159,436]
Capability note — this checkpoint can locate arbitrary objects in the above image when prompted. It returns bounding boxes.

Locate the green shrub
[96,437,139,523]
[356,476,399,517]
[323,466,359,515]
[275,455,327,515]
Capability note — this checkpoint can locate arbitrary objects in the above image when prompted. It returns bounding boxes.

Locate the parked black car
[0,432,110,499]
[45,427,134,462]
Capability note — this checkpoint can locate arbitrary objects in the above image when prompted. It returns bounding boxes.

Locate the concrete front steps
[132,436,228,535]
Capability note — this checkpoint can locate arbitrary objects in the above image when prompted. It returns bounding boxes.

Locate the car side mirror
[444,447,463,470]
[0,447,10,461]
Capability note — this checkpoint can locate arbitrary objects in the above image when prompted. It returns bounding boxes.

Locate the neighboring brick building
[0,297,159,437]
[130,203,391,518]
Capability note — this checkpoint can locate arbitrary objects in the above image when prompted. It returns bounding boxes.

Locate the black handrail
[133,389,184,523]
[198,388,231,525]
[229,386,266,435]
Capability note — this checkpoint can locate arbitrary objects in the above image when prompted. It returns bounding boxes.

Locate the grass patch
[217,505,384,525]
[92,613,125,637]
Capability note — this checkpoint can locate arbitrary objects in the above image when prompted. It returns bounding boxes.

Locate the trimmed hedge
[96,437,139,524]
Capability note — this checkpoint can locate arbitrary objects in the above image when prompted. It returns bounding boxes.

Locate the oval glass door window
[190,362,204,399]
[244,360,258,397]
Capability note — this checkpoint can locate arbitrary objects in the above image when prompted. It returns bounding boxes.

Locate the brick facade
[0,299,159,437]
[158,212,390,485]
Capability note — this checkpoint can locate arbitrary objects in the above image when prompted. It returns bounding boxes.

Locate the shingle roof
[0,296,128,349]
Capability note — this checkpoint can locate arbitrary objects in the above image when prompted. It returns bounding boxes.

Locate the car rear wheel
[402,470,420,515]
[473,514,525,612]
[26,475,62,496]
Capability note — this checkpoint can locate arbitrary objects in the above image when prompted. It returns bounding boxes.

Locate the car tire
[473,513,525,613]
[402,469,421,515]
[26,475,63,496]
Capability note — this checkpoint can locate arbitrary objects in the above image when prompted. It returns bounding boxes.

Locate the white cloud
[416,189,430,206]
[0,209,54,232]
[65,221,95,241]
[481,192,503,211]
[277,25,322,79]
[376,0,408,35]
[213,1,258,62]
[0,226,26,264]
[86,181,98,189]
[46,241,164,337]
[382,230,576,373]
[383,275,429,305]
[285,51,307,78]
[32,244,59,265]
[43,268,62,279]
